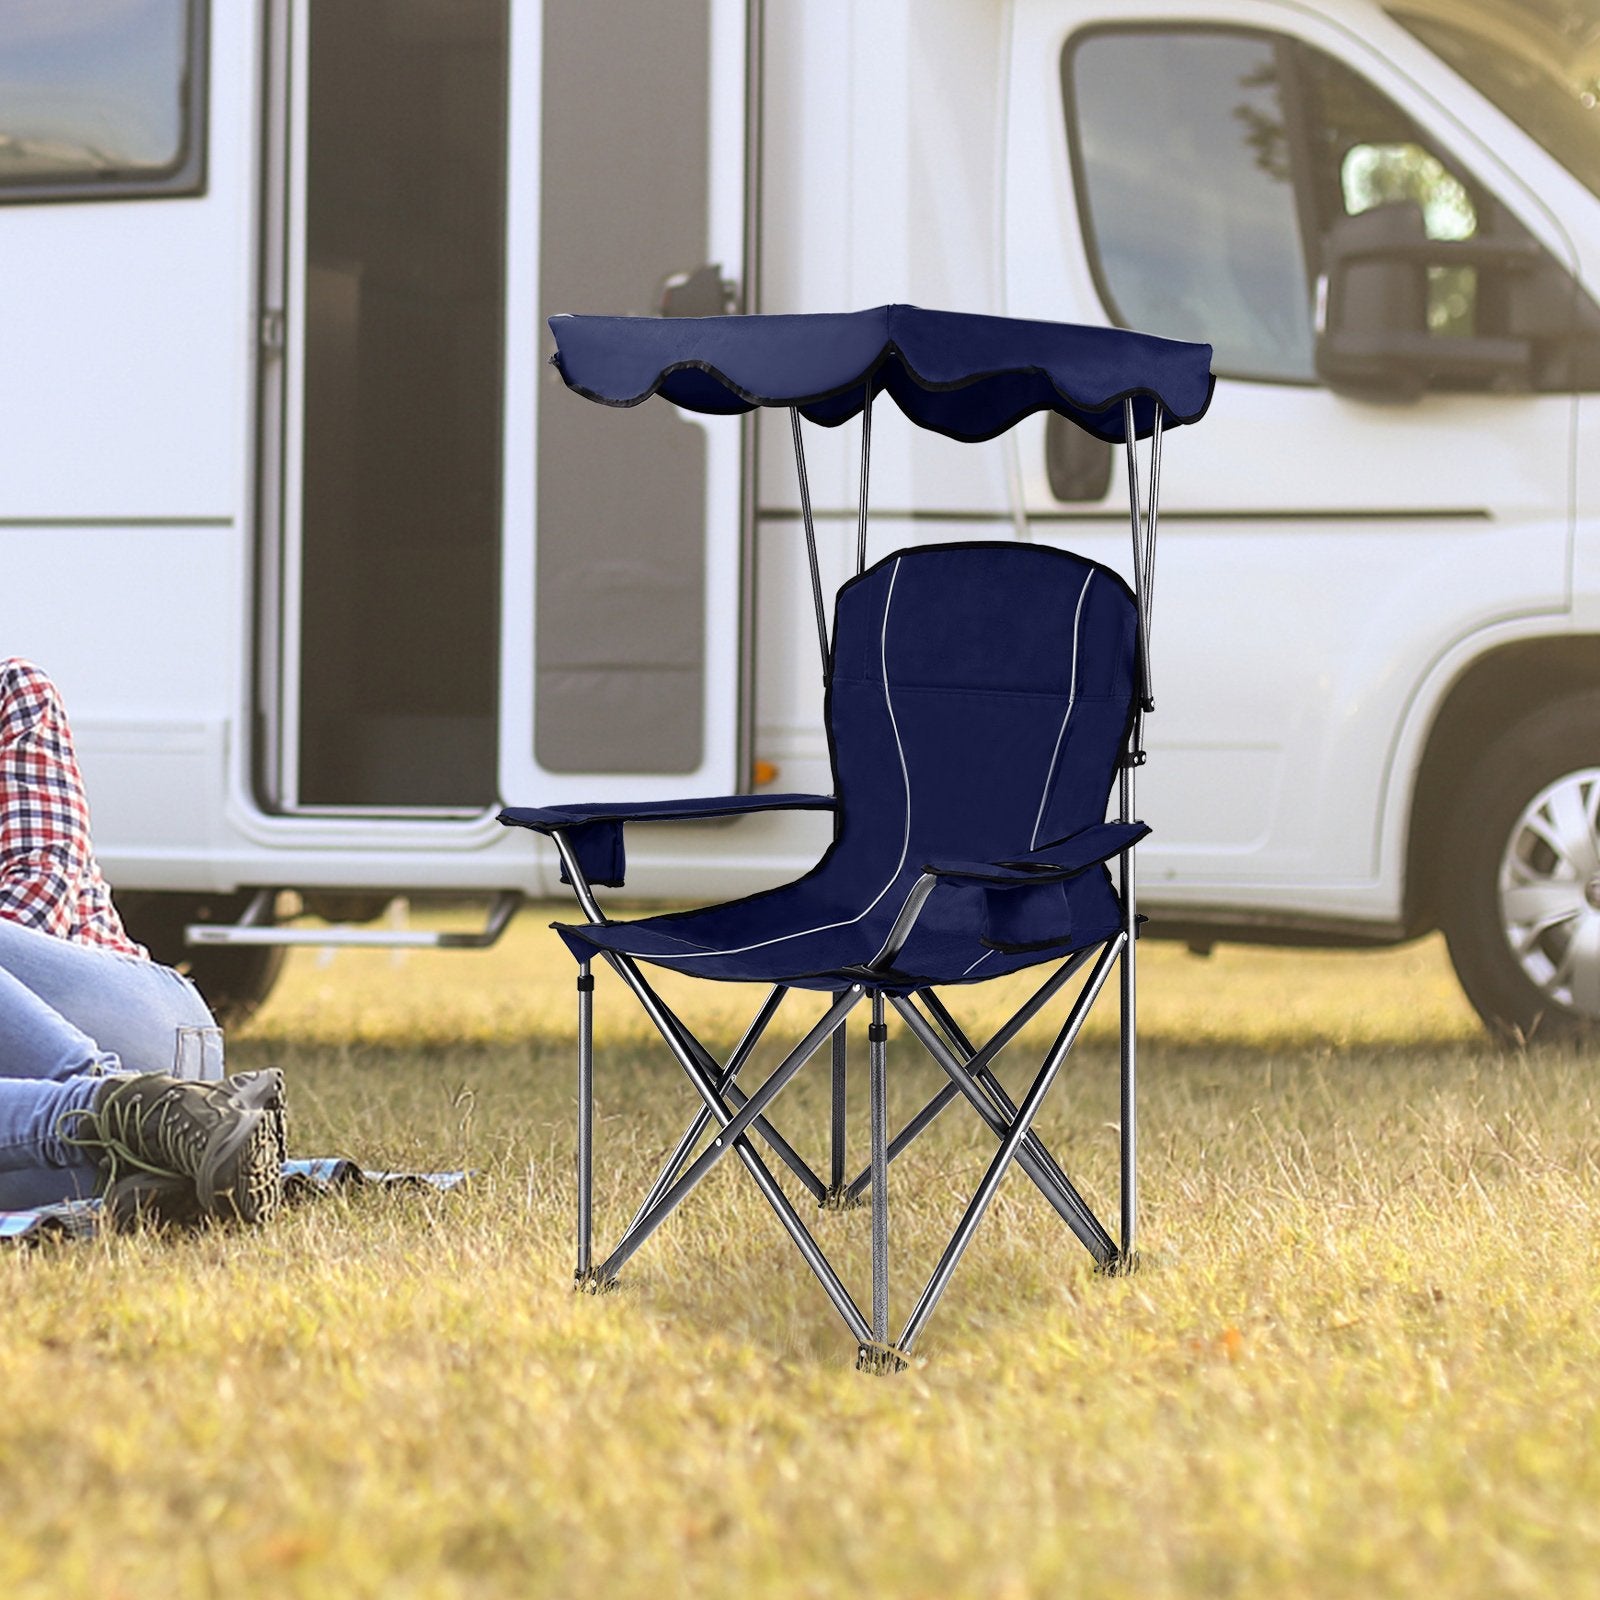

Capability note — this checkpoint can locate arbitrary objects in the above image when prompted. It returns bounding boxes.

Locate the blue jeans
[0,917,219,1209]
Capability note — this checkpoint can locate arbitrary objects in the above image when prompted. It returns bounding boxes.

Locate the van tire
[113,891,287,1032]
[1440,690,1600,1043]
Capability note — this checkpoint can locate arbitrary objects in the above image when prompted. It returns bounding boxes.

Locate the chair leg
[550,833,870,1344]
[626,985,788,1237]
[858,991,906,1374]
[870,993,888,1339]
[826,996,850,1206]
[593,957,877,1342]
[575,962,596,1287]
[594,985,866,1283]
[890,979,1119,1266]
[548,837,829,1201]
[896,933,1124,1356]
[647,985,828,1204]
[845,1081,960,1204]
[843,956,1091,1204]
[919,988,1091,1215]
[1119,832,1139,1270]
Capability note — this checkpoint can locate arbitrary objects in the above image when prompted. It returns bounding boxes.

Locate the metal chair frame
[532,397,1164,1371]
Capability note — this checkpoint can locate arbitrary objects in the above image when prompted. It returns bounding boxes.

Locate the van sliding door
[261,0,507,813]
[496,0,751,810]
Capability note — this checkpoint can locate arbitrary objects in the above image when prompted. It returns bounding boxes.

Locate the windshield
[1390,2,1600,199]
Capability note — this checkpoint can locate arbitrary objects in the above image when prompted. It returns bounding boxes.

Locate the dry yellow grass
[3,910,1597,1599]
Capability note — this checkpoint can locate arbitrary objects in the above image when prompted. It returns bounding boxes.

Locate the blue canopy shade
[548,303,1213,443]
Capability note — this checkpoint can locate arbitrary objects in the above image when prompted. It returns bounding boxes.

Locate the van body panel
[3,0,1599,1019]
[1005,0,1577,931]
[0,0,257,886]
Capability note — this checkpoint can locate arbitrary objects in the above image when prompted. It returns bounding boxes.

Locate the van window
[1063,29,1317,383]
[0,0,204,202]
[1065,23,1588,392]
[1342,144,1479,337]
[1296,44,1487,341]
[1391,5,1600,203]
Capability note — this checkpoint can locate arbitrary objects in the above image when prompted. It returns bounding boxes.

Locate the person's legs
[0,921,232,1210]
[0,1075,102,1209]
[0,961,115,1082]
[0,920,283,1219]
[0,1070,289,1220]
[0,916,219,1077]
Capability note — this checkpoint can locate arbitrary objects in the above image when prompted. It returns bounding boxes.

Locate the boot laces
[60,1082,215,1187]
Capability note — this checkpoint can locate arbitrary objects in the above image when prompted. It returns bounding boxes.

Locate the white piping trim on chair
[646,559,913,964]
[1029,571,1094,851]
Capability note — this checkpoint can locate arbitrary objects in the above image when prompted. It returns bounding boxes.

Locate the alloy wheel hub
[1498,768,1600,1017]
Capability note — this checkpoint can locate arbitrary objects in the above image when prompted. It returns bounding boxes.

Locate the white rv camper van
[2,0,1599,1039]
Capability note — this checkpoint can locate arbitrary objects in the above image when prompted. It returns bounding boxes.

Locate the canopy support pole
[790,407,831,677]
[856,395,874,575]
[1117,397,1165,1265]
[1143,403,1164,625]
[1122,400,1152,707]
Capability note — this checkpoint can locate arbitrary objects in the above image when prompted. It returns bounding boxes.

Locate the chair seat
[554,865,1125,991]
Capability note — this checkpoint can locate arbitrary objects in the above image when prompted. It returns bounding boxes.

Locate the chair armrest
[497,793,834,833]
[869,822,1150,969]
[924,820,1149,887]
[498,794,835,889]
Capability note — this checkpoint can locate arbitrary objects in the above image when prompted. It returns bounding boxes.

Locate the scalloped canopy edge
[547,304,1214,443]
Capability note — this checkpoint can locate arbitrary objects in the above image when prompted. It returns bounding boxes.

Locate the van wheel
[1440,691,1600,1043]
[113,891,288,1032]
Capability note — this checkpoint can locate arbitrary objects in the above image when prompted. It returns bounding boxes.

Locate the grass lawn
[4,911,1599,1599]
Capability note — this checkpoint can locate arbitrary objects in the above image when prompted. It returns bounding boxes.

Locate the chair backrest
[825,542,1139,885]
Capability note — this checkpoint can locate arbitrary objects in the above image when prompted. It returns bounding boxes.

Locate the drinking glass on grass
[173,1025,225,1081]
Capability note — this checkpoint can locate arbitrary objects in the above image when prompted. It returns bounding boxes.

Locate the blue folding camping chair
[502,306,1213,1370]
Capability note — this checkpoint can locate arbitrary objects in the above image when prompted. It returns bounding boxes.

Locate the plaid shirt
[0,659,145,958]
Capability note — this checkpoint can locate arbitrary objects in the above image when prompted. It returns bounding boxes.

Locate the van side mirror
[1314,202,1537,400]
[658,262,737,318]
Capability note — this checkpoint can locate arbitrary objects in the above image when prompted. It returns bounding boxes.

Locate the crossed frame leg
[569,928,1129,1367]
[554,820,1135,1365]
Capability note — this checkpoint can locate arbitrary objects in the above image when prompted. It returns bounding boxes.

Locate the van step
[185,891,521,951]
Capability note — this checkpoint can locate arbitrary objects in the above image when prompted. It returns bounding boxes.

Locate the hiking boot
[218,1073,284,1224]
[103,1170,204,1232]
[221,1068,289,1170]
[69,1070,286,1225]
[100,1071,289,1230]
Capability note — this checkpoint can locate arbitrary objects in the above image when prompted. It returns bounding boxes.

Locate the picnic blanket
[0,1160,469,1243]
